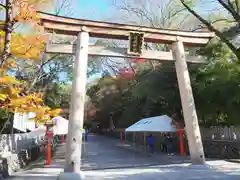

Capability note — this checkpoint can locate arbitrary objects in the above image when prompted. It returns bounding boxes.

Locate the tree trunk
[1,0,13,67]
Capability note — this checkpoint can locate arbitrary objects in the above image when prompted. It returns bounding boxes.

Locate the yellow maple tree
[0,31,47,60]
[0,0,62,124]
[0,60,62,123]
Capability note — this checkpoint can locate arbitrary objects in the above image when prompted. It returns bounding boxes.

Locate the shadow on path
[79,134,190,171]
[9,134,240,180]
[10,165,240,180]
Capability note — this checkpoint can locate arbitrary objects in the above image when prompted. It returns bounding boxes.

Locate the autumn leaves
[0,0,62,124]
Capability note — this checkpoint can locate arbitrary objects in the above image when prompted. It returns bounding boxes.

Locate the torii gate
[38,12,215,173]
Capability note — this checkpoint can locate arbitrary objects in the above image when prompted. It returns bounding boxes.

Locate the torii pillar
[38,12,215,179]
[172,38,205,164]
[57,27,89,180]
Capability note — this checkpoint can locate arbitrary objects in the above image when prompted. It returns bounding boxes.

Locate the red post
[46,142,51,165]
[45,125,53,165]
[120,131,123,143]
[61,135,65,144]
[177,129,184,156]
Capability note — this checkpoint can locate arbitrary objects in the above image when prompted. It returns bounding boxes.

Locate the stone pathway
[7,134,240,180]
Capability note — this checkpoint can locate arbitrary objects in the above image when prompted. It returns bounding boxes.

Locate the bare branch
[235,0,240,14]
[180,0,240,59]
[0,3,6,8]
[54,0,73,16]
[217,0,240,21]
[211,18,236,24]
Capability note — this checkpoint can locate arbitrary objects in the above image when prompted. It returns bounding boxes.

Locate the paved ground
[8,134,240,180]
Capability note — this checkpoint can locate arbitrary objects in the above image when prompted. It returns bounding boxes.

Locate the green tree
[180,0,240,59]
[86,0,240,129]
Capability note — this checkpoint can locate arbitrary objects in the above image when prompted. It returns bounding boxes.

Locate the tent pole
[133,132,135,153]
[120,130,123,143]
[125,131,126,142]
[144,132,146,154]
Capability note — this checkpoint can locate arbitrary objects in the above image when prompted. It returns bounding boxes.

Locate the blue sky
[62,0,114,21]
[58,0,114,82]
[3,0,221,82]
[15,0,114,33]
[56,0,219,82]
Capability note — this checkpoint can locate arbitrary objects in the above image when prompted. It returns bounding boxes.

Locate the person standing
[166,133,173,155]
[147,134,154,154]
[162,134,168,153]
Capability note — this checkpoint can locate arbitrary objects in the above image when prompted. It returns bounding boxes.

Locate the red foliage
[133,58,145,63]
[118,68,135,79]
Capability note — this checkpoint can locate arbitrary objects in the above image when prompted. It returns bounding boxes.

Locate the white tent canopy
[27,126,46,138]
[125,115,176,132]
[52,116,69,135]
